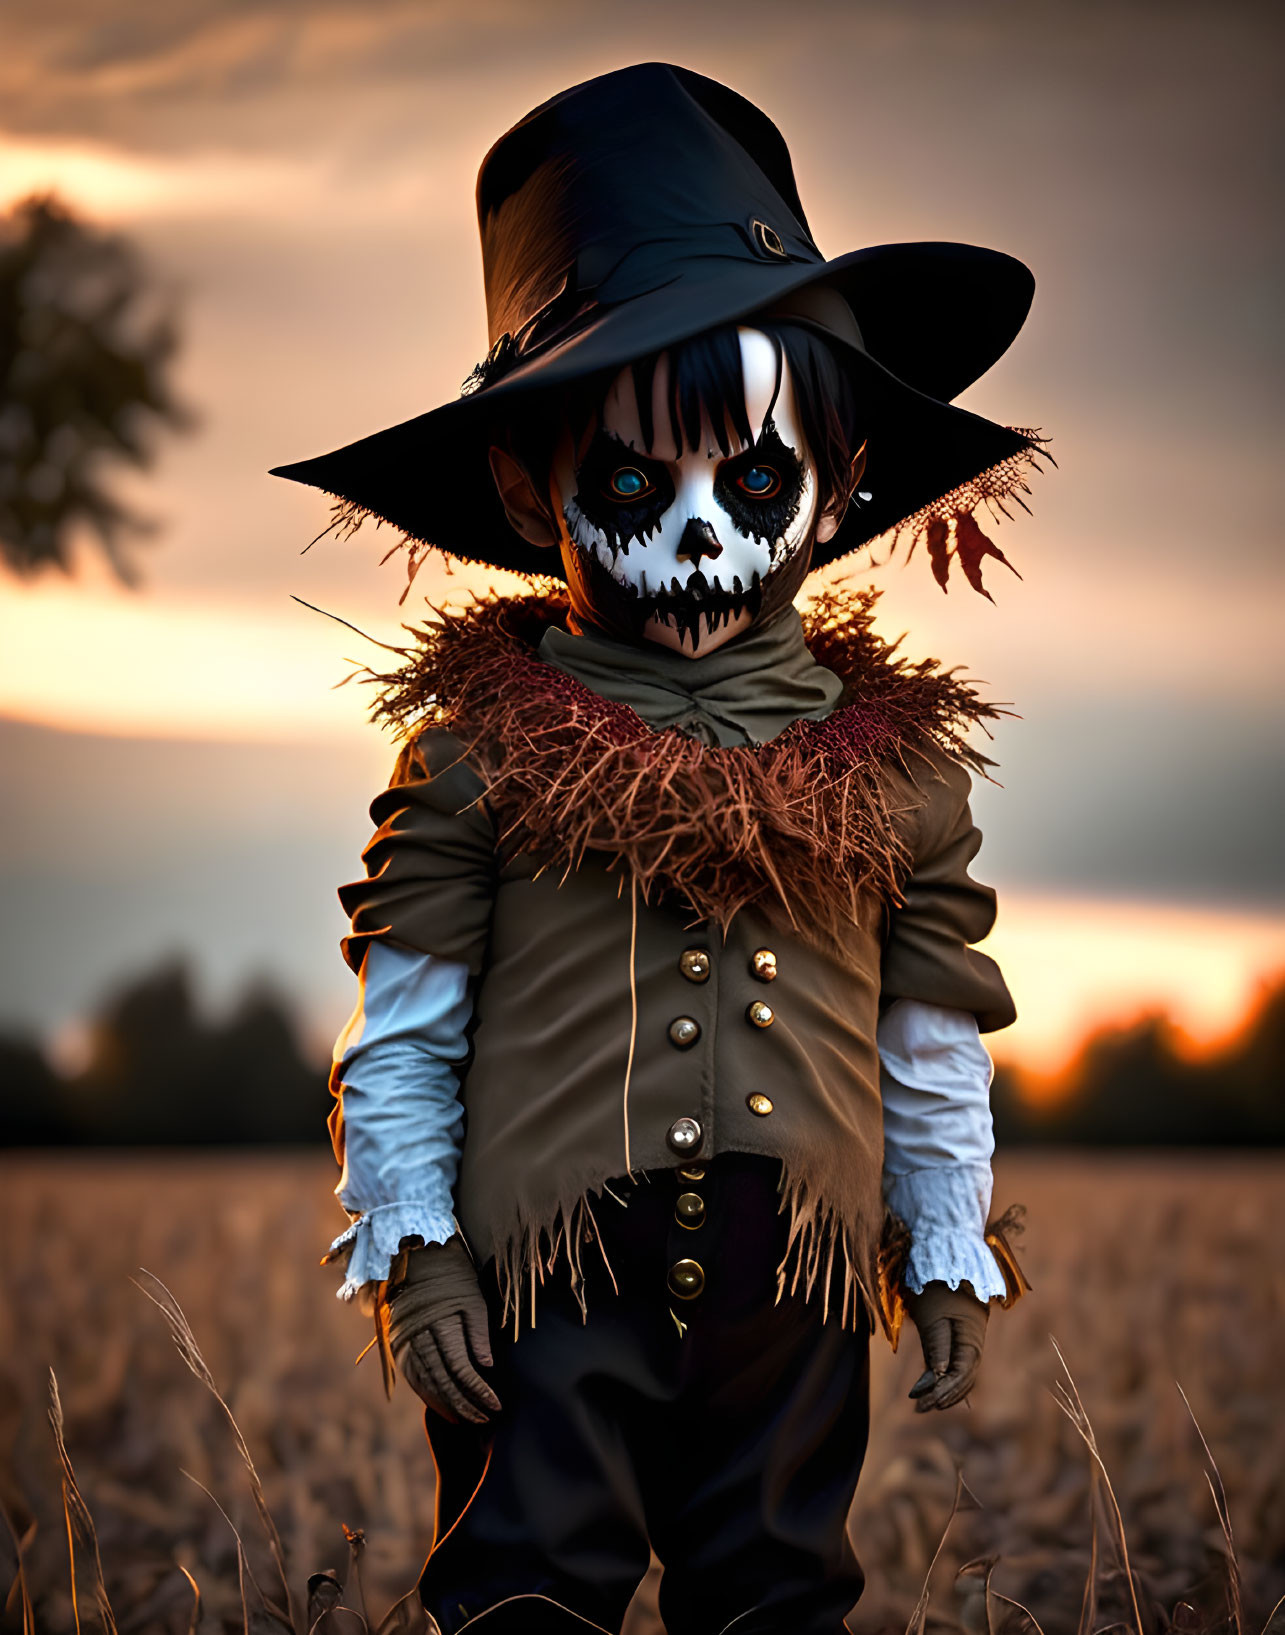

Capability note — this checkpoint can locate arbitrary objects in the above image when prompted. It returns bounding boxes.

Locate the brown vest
[339,754,1011,1342]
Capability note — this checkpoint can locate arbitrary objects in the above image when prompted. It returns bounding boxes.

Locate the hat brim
[271,241,1037,577]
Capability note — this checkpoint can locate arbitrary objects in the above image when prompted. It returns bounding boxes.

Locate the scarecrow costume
[275,63,1041,1635]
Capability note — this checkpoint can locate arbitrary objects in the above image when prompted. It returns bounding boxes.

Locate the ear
[488,444,560,549]
[814,440,868,546]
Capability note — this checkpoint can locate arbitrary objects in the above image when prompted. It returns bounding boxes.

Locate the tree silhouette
[992,977,1285,1147]
[2,958,328,1146]
[66,958,328,1145]
[0,193,190,582]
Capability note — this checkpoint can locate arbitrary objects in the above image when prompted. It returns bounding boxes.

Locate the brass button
[746,1000,775,1029]
[675,1192,706,1229]
[679,949,711,983]
[751,948,778,982]
[677,1165,706,1183]
[668,1258,706,1300]
[668,1016,701,1049]
[747,1092,774,1117]
[667,1117,703,1155]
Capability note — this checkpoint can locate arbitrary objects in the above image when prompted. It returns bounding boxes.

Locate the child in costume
[274,63,1040,1635]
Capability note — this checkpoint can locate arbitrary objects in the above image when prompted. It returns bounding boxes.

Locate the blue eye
[609,467,651,500]
[737,465,780,498]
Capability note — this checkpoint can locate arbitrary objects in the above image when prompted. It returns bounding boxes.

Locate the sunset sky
[2,0,1282,1075]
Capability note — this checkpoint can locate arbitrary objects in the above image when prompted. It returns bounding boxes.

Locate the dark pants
[419,1155,870,1635]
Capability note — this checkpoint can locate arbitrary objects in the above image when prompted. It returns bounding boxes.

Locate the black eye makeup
[570,430,675,555]
[712,419,804,547]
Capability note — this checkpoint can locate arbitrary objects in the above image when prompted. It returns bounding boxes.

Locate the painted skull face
[552,328,824,654]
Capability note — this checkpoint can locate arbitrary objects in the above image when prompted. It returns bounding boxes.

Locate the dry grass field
[2,1151,1283,1634]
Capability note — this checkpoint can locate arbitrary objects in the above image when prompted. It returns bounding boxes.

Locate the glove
[904,1278,989,1412]
[386,1235,502,1426]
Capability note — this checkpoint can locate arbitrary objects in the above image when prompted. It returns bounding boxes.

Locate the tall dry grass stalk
[135,1273,426,1635]
[2,1506,37,1635]
[1046,1341,1285,1635]
[896,1341,1272,1635]
[46,1370,118,1635]
[177,1562,202,1634]
[903,1470,973,1634]
[180,1465,287,1632]
[917,1506,1052,1635]
[1074,1492,1100,1635]
[985,1585,1050,1635]
[132,1268,298,1632]
[1177,1381,1244,1634]
[954,1552,1054,1635]
[1050,1336,1147,1634]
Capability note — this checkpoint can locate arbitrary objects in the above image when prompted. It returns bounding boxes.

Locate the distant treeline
[3,961,330,1146]
[991,981,1285,1146]
[3,960,1283,1147]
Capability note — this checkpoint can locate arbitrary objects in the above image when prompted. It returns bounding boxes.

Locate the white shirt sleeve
[327,939,474,1299]
[877,997,1007,1301]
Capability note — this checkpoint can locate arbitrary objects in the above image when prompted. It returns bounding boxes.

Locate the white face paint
[551,327,823,653]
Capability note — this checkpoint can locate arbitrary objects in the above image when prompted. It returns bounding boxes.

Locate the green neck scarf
[537,606,843,748]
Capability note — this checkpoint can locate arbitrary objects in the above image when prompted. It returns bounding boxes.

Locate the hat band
[460,275,598,396]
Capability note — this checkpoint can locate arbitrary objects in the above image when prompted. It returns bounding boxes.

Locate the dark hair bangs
[628,319,865,516]
[500,317,865,517]
[629,324,761,460]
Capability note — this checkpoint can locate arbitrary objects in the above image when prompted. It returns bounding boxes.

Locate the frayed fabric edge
[493,1192,620,1340]
[489,1166,897,1342]
[484,1171,1031,1344]
[773,1165,882,1337]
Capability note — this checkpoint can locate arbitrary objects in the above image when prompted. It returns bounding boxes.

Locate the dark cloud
[970,698,1285,904]
[0,716,383,1039]
[1,0,586,149]
[5,1,1281,170]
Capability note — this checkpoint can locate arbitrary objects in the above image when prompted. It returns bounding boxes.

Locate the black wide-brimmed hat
[272,62,1045,580]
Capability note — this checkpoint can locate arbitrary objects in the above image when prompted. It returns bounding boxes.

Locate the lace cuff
[325,1201,457,1301]
[883,1163,1007,1301]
